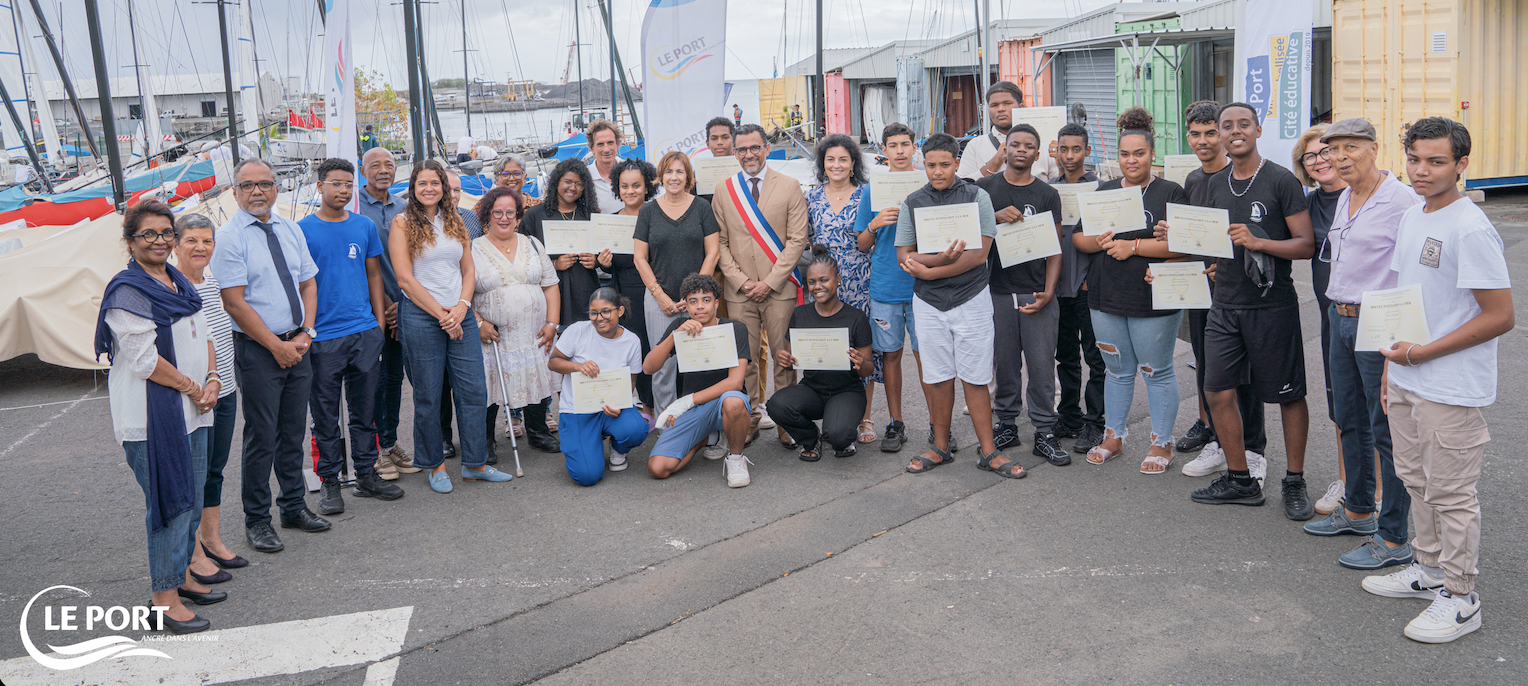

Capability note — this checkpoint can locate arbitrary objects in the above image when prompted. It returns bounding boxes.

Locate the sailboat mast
[16,9,62,166]
[0,77,53,192]
[814,0,823,137]
[974,0,988,134]
[215,0,240,165]
[83,0,124,209]
[573,0,583,119]
[26,0,99,159]
[127,0,163,158]
[594,0,641,142]
[402,0,424,161]
[461,0,469,137]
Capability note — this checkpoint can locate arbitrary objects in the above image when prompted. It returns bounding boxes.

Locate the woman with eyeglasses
[493,154,541,208]
[547,288,652,484]
[607,156,658,409]
[95,200,222,635]
[390,160,514,492]
[472,186,561,454]
[1293,123,1351,515]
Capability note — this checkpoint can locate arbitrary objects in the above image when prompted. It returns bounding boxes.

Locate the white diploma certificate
[1165,203,1234,259]
[1012,106,1068,167]
[569,366,634,414]
[789,328,852,371]
[1078,186,1146,236]
[1355,285,1432,352]
[994,210,1061,268]
[589,214,637,254]
[1149,261,1213,310]
[691,156,741,195]
[1162,155,1200,186]
[1054,180,1098,226]
[541,220,590,255]
[674,324,740,373]
[913,202,983,253]
[869,171,926,212]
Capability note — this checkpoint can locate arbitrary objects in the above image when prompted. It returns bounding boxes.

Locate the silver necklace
[1227,157,1266,198]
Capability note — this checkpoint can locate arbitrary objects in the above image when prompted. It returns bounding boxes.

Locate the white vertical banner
[323,0,358,208]
[1234,0,1311,168]
[641,0,728,163]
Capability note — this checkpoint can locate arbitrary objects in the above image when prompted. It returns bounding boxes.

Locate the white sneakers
[1362,563,1481,643]
[608,451,628,472]
[1315,480,1346,515]
[1405,589,1482,644]
[1182,441,1226,476]
[724,454,752,488]
[1362,562,1444,599]
[1246,451,1267,487]
[757,403,776,430]
[703,431,726,460]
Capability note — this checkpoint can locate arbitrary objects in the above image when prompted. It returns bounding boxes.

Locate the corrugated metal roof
[783,48,879,76]
[917,18,1065,68]
[40,73,239,100]
[841,40,941,81]
[1038,2,1206,45]
[1177,0,1238,31]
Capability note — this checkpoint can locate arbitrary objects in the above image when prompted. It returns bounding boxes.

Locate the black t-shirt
[977,173,1064,295]
[1184,163,1225,208]
[1205,160,1309,309]
[660,316,751,397]
[633,197,722,300]
[521,202,598,325]
[1306,186,1343,246]
[1085,178,1190,318]
[788,302,873,396]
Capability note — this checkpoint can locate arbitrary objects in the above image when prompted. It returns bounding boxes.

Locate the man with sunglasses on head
[297,158,404,518]
[211,158,329,554]
[1300,119,1421,570]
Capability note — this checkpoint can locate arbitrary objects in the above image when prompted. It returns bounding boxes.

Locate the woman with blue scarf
[95,200,225,635]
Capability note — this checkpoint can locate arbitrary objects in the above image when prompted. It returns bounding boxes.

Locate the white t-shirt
[1387,197,1512,407]
[553,320,643,410]
[476,145,498,161]
[456,136,475,156]
[590,165,624,214]
[957,125,1057,182]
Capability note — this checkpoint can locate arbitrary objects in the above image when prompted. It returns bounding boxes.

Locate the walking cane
[491,337,525,477]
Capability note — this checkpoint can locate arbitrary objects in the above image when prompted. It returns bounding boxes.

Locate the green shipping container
[1114,18,1193,163]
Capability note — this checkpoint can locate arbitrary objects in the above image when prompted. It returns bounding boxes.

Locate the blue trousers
[373,328,407,450]
[126,427,209,593]
[1330,304,1408,544]
[399,299,490,469]
[206,391,237,507]
[558,408,651,486]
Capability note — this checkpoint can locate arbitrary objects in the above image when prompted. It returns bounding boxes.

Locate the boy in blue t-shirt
[853,122,920,453]
[296,158,400,513]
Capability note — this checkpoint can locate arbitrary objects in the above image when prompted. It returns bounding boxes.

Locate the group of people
[97,80,1510,644]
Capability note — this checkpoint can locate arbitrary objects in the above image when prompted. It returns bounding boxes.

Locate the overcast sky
[30,0,1119,92]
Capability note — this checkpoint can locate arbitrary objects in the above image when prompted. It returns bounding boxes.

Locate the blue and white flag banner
[641,0,728,163]
[323,0,358,209]
[1235,0,1312,168]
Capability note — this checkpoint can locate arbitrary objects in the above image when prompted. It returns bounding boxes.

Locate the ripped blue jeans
[1089,310,1182,447]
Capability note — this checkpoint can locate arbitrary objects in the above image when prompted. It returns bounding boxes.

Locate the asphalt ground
[1,189,1525,685]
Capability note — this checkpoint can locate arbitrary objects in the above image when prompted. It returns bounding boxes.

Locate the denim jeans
[1090,310,1182,446]
[1330,304,1408,544]
[125,427,209,593]
[399,299,489,469]
[206,391,237,507]
[373,329,407,450]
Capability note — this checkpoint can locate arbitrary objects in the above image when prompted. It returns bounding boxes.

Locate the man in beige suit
[713,124,810,442]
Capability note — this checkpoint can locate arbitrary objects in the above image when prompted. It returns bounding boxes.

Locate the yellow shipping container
[1332,0,1527,188]
[757,76,812,132]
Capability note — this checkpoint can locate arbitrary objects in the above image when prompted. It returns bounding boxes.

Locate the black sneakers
[993,422,1022,450]
[927,424,959,453]
[881,421,906,453]
[1191,473,1266,506]
[1176,420,1214,452]
[317,478,344,515]
[1052,422,1082,440]
[354,470,405,501]
[1281,475,1314,521]
[1072,424,1104,454]
[1032,432,1069,466]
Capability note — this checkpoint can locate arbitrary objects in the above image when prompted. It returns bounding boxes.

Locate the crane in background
[559,41,577,85]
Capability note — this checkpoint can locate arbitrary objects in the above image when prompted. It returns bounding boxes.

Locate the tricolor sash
[722,171,803,301]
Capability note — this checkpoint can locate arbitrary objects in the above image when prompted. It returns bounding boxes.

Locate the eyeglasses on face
[587,308,618,320]
[322,180,354,190]
[735,144,766,155]
[1300,147,1333,166]
[497,170,525,178]
[490,209,517,219]
[132,230,177,243]
[236,180,277,193]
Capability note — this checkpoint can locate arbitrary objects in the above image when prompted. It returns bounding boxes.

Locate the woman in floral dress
[806,133,882,444]
[472,186,562,454]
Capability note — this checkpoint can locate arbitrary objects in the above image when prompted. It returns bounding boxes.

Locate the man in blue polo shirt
[357,147,420,477]
[299,158,405,515]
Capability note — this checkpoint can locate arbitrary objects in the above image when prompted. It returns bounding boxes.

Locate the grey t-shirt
[634,197,722,300]
[893,181,997,312]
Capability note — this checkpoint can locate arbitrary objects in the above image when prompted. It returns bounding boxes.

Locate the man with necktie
[211,158,329,554]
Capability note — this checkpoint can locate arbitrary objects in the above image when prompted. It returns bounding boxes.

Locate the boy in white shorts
[1359,117,1514,644]
[894,133,1023,479]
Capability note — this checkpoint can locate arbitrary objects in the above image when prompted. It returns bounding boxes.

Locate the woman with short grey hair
[493,154,542,208]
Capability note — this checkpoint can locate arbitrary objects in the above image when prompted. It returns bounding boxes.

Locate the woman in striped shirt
[174,213,249,581]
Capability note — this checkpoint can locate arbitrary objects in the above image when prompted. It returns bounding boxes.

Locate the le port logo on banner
[1244,30,1306,141]
[17,586,178,671]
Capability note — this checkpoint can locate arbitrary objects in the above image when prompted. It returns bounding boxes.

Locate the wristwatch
[299,327,318,339]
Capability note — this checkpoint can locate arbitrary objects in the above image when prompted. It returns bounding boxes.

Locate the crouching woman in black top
[767,245,874,460]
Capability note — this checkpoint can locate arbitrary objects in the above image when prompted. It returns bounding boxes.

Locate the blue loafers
[462,465,513,482]
[1303,510,1379,537]
[429,471,453,493]
[1339,534,1414,570]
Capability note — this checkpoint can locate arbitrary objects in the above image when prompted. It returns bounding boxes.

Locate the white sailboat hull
[269,138,327,161]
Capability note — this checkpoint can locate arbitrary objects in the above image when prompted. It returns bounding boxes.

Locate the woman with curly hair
[472,185,561,454]
[520,157,607,328]
[389,160,513,491]
[605,156,658,408]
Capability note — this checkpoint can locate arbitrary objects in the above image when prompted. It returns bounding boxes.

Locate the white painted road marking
[0,606,413,685]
